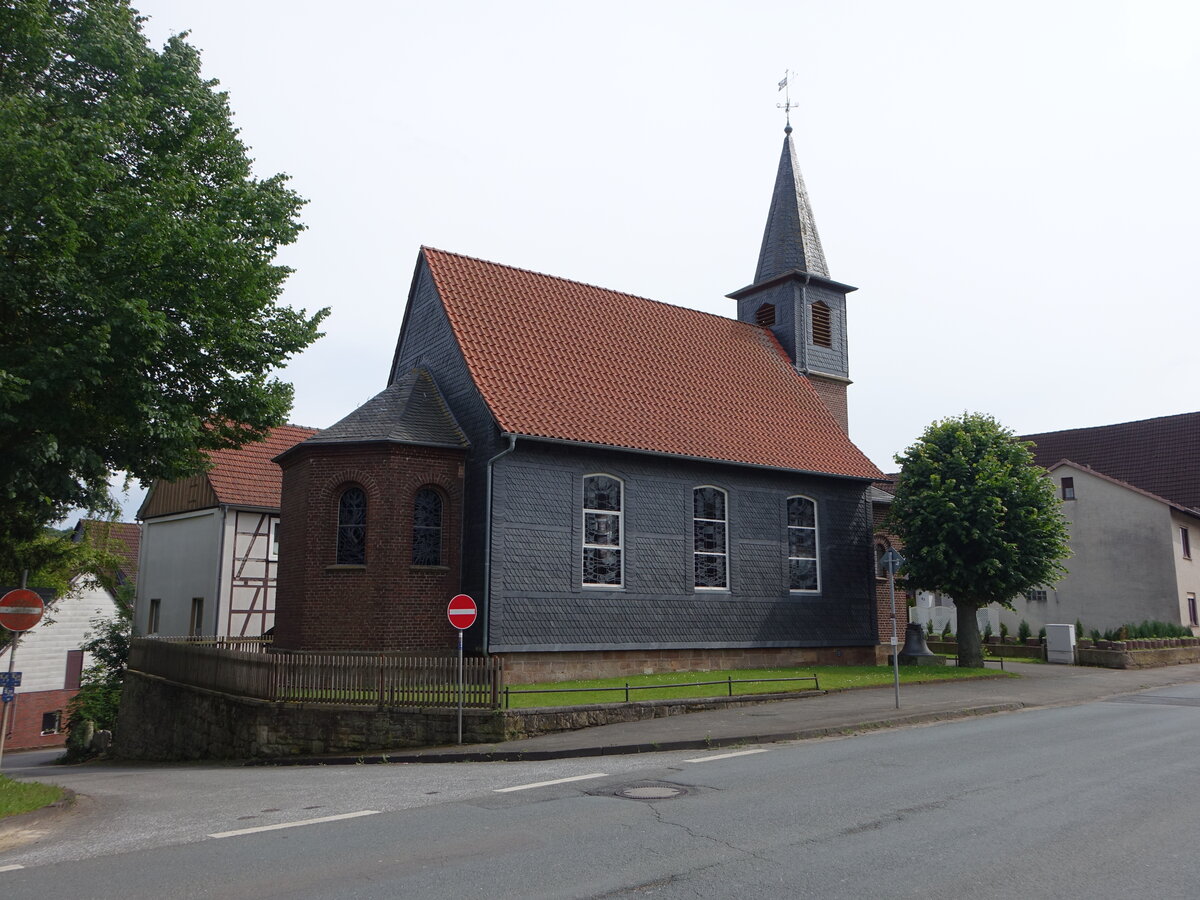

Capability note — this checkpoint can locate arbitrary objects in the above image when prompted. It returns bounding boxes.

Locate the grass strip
[0,774,63,819]
[504,664,1009,708]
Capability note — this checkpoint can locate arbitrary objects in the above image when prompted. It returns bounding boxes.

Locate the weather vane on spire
[777,70,797,133]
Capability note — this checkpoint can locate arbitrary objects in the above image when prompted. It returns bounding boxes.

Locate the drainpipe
[482,434,518,654]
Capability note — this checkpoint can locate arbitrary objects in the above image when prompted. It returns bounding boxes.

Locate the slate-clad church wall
[488,441,875,652]
[390,262,505,649]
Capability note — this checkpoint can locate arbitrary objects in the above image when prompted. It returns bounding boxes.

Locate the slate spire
[754,126,829,282]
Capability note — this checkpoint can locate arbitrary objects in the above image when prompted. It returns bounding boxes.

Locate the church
[272,125,889,681]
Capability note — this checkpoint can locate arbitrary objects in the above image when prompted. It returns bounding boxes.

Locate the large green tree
[0,0,326,545]
[889,413,1070,668]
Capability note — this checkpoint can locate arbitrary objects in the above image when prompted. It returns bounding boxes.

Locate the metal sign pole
[0,635,18,769]
[457,628,464,745]
[0,570,28,769]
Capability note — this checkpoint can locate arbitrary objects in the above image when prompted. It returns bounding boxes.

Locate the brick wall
[2,688,75,750]
[807,374,849,433]
[274,443,466,652]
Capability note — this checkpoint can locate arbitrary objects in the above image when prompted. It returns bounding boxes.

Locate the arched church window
[412,488,443,566]
[787,496,819,592]
[336,486,367,565]
[693,486,729,589]
[811,301,832,348]
[582,474,623,586]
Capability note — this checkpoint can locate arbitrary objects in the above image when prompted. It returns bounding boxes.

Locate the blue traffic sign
[0,672,21,687]
[1,688,14,703]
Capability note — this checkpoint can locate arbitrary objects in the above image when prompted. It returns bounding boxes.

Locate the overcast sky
[109,0,1199,517]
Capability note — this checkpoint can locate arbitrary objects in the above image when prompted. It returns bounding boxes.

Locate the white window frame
[693,485,729,591]
[1181,526,1192,560]
[787,495,820,594]
[582,474,624,588]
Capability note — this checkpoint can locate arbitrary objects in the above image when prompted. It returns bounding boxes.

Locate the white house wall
[1002,466,1179,634]
[4,576,117,692]
[222,509,278,637]
[1172,511,1200,633]
[136,509,222,636]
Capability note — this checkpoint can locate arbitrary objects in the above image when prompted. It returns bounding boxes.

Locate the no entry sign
[0,589,44,633]
[446,593,477,630]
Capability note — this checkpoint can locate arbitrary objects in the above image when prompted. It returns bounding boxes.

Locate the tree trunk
[956,601,984,668]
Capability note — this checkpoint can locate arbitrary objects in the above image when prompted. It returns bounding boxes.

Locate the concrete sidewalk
[268,661,1200,766]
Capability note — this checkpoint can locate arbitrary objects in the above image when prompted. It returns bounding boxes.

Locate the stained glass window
[337,486,366,565]
[694,486,728,589]
[583,475,622,586]
[412,488,442,566]
[787,496,818,592]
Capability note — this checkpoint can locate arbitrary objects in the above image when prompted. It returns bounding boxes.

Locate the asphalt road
[5,683,1200,898]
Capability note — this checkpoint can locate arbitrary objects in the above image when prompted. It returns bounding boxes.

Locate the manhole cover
[617,784,685,801]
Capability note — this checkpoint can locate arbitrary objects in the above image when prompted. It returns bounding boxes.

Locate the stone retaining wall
[1075,643,1200,669]
[115,669,821,761]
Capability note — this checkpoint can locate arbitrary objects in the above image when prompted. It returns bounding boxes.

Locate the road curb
[252,702,1024,767]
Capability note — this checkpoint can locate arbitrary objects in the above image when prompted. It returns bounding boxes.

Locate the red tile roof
[78,520,141,581]
[1022,412,1200,512]
[423,248,882,480]
[207,424,319,508]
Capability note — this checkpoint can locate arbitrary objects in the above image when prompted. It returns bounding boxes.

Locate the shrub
[941,621,952,638]
[999,622,1009,641]
[1038,626,1047,641]
[926,620,936,637]
[983,622,994,641]
[1018,619,1031,642]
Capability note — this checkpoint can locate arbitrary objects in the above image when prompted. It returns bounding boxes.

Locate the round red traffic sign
[447,593,477,630]
[0,589,45,633]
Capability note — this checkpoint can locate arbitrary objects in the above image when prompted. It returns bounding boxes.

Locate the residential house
[134,425,317,638]
[999,413,1200,636]
[273,126,898,680]
[0,520,138,750]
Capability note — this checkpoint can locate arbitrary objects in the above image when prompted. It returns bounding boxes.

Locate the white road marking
[0,865,25,873]
[208,809,381,839]
[684,748,771,763]
[494,773,609,793]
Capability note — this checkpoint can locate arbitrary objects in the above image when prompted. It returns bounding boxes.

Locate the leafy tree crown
[888,413,1070,608]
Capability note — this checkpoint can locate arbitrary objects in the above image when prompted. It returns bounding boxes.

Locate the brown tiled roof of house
[1022,412,1200,512]
[423,248,882,480]
[76,519,141,584]
[207,424,319,508]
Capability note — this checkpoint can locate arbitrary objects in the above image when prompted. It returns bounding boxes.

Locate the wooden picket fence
[129,638,503,709]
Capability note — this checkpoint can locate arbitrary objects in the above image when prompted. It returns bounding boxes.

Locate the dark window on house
[875,543,887,578]
[147,598,161,635]
[270,520,280,559]
[189,597,204,636]
[755,303,776,327]
[693,486,728,589]
[337,486,367,565]
[1025,589,1048,603]
[1182,526,1192,560]
[64,649,84,690]
[811,301,832,348]
[1188,594,1197,627]
[412,489,443,566]
[787,496,819,592]
[41,711,62,735]
[1061,477,1075,501]
[582,474,623,586]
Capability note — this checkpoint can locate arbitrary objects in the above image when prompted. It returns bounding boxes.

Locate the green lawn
[503,664,1009,708]
[0,775,63,819]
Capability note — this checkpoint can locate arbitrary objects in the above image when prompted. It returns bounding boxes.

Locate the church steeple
[755,127,829,282]
[729,124,857,432]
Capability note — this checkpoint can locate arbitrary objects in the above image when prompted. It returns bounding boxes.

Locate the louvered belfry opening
[755,303,776,327]
[811,301,832,348]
